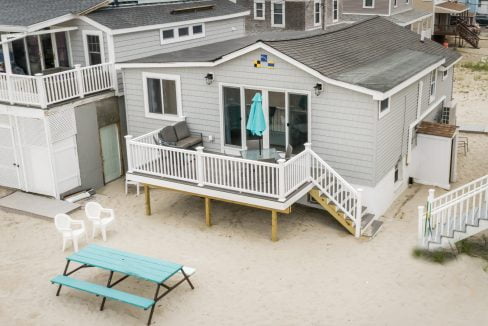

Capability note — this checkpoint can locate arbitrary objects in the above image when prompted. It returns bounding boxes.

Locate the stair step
[361,213,375,229]
[361,220,383,238]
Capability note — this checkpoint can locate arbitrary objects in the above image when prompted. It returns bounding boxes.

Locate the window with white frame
[429,70,437,103]
[378,98,390,118]
[333,0,339,22]
[143,73,183,121]
[314,0,322,26]
[272,1,285,27]
[160,23,205,44]
[394,0,398,8]
[405,0,409,4]
[254,0,265,20]
[83,31,104,66]
[442,69,448,80]
[363,0,374,8]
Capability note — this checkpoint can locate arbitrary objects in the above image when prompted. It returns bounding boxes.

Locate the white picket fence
[0,63,116,108]
[126,133,365,236]
[418,175,488,248]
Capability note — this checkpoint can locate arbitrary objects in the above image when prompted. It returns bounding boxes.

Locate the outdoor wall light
[205,73,214,85]
[314,83,323,96]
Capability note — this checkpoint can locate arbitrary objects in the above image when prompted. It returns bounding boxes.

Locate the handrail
[431,175,488,211]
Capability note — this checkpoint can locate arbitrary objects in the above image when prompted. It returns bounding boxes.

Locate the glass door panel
[26,36,42,74]
[40,34,55,69]
[55,32,70,67]
[11,39,28,74]
[223,87,242,147]
[288,93,308,154]
[268,91,286,151]
[244,88,262,150]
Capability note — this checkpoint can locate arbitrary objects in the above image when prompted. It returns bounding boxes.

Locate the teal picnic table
[51,244,195,325]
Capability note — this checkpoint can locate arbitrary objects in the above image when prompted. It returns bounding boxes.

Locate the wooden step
[361,220,383,238]
[309,189,356,235]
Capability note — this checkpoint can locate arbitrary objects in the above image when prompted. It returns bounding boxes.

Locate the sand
[1,47,488,326]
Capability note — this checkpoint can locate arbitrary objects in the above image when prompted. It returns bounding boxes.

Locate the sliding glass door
[288,93,308,154]
[268,91,286,151]
[244,88,262,150]
[223,86,242,147]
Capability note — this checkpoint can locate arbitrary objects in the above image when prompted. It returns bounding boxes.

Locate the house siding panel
[391,0,413,15]
[123,49,377,186]
[113,18,246,62]
[343,0,390,15]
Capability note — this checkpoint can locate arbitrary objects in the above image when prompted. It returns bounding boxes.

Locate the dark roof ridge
[99,0,215,11]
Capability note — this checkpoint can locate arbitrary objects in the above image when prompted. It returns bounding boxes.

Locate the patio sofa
[157,121,203,149]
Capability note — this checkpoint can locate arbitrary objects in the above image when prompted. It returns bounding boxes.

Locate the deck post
[277,159,286,202]
[35,73,48,108]
[418,206,425,247]
[271,210,278,242]
[196,146,205,187]
[355,188,363,238]
[74,64,85,98]
[144,184,151,216]
[304,143,312,180]
[125,135,133,173]
[205,197,212,226]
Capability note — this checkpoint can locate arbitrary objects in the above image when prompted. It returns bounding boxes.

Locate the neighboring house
[0,0,249,198]
[479,0,488,15]
[341,0,433,36]
[412,0,479,47]
[236,0,344,32]
[119,17,461,239]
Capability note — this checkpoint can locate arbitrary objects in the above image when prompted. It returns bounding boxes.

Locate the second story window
[378,98,390,119]
[394,0,398,7]
[429,70,437,103]
[143,73,183,121]
[314,0,322,26]
[363,0,374,8]
[254,0,265,20]
[83,31,104,66]
[272,1,285,27]
[161,23,205,44]
[333,0,339,22]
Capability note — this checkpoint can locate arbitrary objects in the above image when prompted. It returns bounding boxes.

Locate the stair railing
[456,20,480,48]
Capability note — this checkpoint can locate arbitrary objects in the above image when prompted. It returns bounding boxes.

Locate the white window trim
[333,0,339,23]
[378,97,391,119]
[363,0,375,9]
[82,30,105,66]
[442,69,449,80]
[160,23,206,45]
[314,0,322,27]
[394,0,398,8]
[254,0,265,20]
[142,72,184,122]
[429,69,437,104]
[271,0,285,28]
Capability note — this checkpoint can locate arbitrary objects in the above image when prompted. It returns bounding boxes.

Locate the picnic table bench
[51,244,195,325]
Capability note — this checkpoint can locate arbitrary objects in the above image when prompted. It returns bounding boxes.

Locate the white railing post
[75,64,84,99]
[304,142,312,180]
[418,206,426,247]
[355,188,363,238]
[6,74,13,105]
[278,158,286,202]
[35,74,47,109]
[428,188,435,211]
[125,135,133,173]
[196,146,205,187]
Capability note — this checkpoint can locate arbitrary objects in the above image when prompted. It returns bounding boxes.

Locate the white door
[0,115,23,189]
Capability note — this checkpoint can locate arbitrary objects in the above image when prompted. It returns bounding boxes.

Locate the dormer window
[161,23,205,44]
[363,0,374,8]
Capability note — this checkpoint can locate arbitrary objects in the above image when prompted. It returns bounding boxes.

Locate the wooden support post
[144,185,151,216]
[205,197,212,226]
[271,210,278,242]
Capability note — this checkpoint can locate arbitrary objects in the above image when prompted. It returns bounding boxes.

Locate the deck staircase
[418,175,488,249]
[457,20,480,49]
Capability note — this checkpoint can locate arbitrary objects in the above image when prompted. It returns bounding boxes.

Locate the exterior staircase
[457,20,480,49]
[418,175,488,249]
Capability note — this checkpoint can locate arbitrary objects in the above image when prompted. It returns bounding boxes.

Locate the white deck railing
[418,175,488,248]
[126,133,365,237]
[0,63,116,108]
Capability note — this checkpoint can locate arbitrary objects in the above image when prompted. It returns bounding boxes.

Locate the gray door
[99,124,122,183]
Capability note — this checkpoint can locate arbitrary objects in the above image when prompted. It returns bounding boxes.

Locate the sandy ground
[1,47,488,326]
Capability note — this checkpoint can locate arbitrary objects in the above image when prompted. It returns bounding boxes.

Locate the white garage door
[0,115,22,189]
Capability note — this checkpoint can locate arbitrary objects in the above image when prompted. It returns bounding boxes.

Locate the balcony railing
[0,63,116,108]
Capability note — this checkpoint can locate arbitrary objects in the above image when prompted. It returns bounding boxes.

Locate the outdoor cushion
[176,136,201,149]
[160,126,178,143]
[173,121,191,141]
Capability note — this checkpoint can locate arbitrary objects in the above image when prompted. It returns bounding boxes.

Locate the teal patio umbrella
[246,93,266,155]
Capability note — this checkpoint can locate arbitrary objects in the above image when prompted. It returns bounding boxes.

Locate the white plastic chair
[85,202,115,241]
[54,214,87,252]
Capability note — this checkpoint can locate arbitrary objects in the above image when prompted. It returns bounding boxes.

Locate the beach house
[119,16,461,240]
[0,0,249,198]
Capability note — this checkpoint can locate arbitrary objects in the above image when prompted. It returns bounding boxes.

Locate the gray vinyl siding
[391,0,413,14]
[343,0,389,15]
[375,80,418,182]
[113,18,246,62]
[59,19,110,66]
[123,48,377,186]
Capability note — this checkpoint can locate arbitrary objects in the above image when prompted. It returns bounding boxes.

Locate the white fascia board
[110,11,250,35]
[377,59,445,100]
[0,25,27,33]
[27,14,78,32]
[342,12,390,16]
[396,13,433,27]
[77,16,114,34]
[439,56,462,71]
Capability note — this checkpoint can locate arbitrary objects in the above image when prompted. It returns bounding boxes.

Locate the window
[442,69,448,80]
[272,1,285,27]
[160,24,205,44]
[405,0,409,4]
[254,0,265,20]
[83,31,104,66]
[394,0,398,8]
[333,0,339,22]
[314,0,322,26]
[363,0,374,8]
[143,73,183,121]
[394,161,401,183]
[429,70,437,103]
[378,98,390,118]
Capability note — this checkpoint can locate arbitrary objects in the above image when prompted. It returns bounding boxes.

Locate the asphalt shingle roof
[87,0,249,30]
[385,9,432,26]
[0,0,108,28]
[123,17,461,93]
